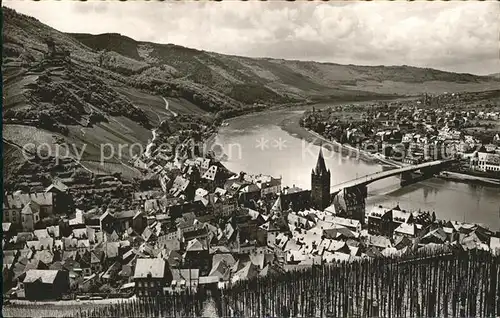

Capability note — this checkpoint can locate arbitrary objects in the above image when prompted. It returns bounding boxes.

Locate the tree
[73,168,92,183]
[99,283,114,294]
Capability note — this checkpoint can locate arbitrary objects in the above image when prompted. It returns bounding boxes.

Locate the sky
[4,0,500,75]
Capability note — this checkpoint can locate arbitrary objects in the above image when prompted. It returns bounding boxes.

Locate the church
[311,147,331,210]
[310,147,366,224]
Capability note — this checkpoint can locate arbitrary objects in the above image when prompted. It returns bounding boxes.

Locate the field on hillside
[167,96,211,116]
[3,125,60,150]
[4,6,500,184]
[6,6,500,114]
[80,161,143,179]
[3,68,38,110]
[3,117,151,176]
[2,141,28,182]
[66,117,152,162]
[112,86,170,126]
[354,80,500,95]
[113,86,210,124]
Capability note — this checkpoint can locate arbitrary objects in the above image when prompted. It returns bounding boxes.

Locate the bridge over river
[330,159,456,195]
[328,159,457,222]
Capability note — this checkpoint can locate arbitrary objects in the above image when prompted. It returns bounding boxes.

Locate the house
[100,210,146,235]
[157,237,181,251]
[176,214,199,239]
[231,262,259,283]
[202,165,230,189]
[133,258,172,297]
[3,222,14,238]
[280,187,312,212]
[367,206,414,236]
[170,176,194,199]
[90,252,102,273]
[45,179,74,215]
[243,174,282,197]
[69,210,85,227]
[21,202,41,232]
[237,184,261,206]
[158,249,182,268]
[470,152,500,173]
[420,228,448,245]
[3,200,22,227]
[393,223,419,239]
[490,237,500,255]
[287,212,313,230]
[140,173,162,190]
[209,259,231,281]
[322,215,361,233]
[366,235,392,251]
[367,206,388,235]
[394,236,413,250]
[168,268,200,293]
[322,225,358,241]
[22,269,70,300]
[183,227,210,244]
[184,238,210,274]
[144,199,161,213]
[211,193,238,217]
[5,192,55,219]
[261,221,281,247]
[332,187,366,224]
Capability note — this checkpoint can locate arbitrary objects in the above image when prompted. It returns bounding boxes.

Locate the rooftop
[23,269,61,284]
[133,258,167,279]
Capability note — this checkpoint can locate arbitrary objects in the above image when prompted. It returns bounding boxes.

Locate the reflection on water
[216,111,500,231]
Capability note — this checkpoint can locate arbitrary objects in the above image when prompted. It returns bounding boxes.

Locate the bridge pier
[400,164,443,186]
[421,165,442,176]
[400,171,416,187]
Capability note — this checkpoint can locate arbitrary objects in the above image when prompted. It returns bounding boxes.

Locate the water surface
[215,110,500,230]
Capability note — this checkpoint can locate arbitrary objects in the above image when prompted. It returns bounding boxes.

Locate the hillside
[5,6,499,118]
[69,32,500,100]
[3,6,500,181]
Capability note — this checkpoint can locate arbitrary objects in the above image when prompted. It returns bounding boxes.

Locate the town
[2,2,500,316]
[300,91,500,180]
[3,107,500,303]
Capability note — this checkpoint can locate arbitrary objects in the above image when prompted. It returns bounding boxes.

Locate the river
[213,108,500,231]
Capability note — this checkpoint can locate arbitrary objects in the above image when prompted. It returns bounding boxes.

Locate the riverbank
[438,171,500,187]
[278,110,405,168]
[214,102,500,230]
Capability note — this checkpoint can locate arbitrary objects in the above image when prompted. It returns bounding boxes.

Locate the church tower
[311,146,331,210]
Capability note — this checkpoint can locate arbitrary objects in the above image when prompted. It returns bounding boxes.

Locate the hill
[69,32,500,101]
[5,6,499,118]
[3,6,500,181]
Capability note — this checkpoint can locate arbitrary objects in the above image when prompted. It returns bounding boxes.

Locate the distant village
[3,115,500,303]
[301,92,500,176]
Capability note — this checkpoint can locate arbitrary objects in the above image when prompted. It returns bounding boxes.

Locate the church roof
[314,147,329,175]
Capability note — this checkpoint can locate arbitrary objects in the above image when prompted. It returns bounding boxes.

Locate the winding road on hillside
[163,96,178,117]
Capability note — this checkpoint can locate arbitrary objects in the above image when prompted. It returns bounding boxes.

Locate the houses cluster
[259,201,500,268]
[305,97,500,177]
[468,148,500,173]
[367,205,500,254]
[3,116,499,303]
[3,142,315,301]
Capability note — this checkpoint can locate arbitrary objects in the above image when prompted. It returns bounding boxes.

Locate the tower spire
[311,145,331,210]
[315,146,328,175]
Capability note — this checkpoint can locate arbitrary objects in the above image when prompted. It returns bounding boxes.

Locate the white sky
[4,0,500,75]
